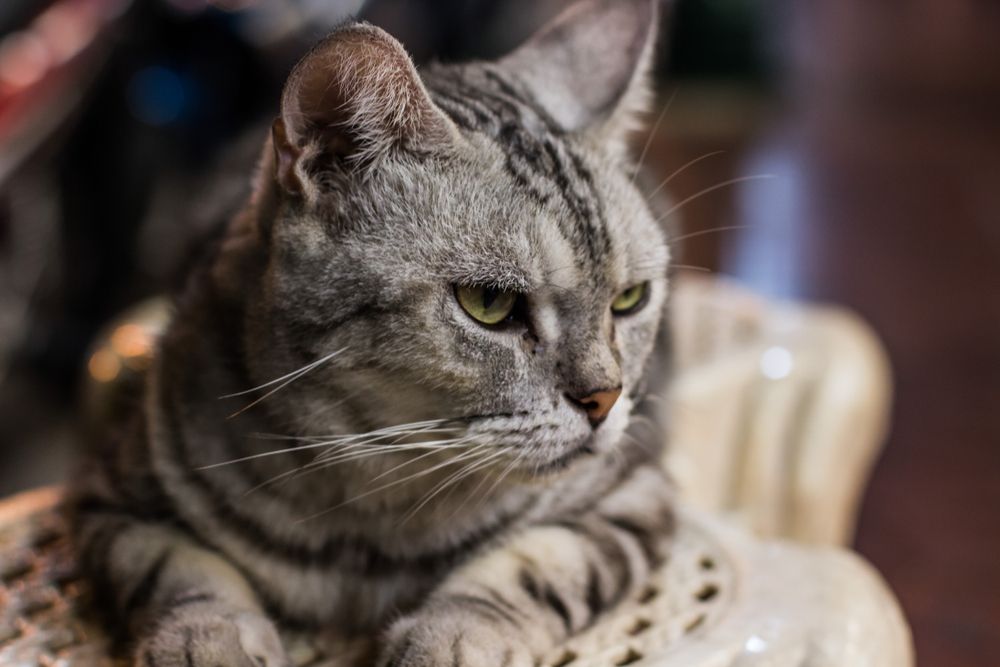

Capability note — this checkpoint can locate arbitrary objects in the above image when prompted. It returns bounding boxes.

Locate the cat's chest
[216,495,532,628]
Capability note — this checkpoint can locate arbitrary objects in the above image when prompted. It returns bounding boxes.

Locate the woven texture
[0,490,731,667]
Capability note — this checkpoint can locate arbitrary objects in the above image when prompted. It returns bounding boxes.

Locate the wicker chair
[0,276,912,666]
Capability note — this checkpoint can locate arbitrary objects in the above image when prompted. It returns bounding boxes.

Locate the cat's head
[232,0,669,478]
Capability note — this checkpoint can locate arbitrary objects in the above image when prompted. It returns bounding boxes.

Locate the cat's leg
[379,463,674,667]
[74,507,288,667]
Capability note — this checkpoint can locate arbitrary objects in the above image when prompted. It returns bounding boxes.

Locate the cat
[68,0,675,665]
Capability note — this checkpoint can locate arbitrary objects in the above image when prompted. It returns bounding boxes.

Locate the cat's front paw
[380,611,534,667]
[135,603,289,667]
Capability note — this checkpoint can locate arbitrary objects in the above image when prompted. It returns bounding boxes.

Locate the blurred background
[0,0,997,664]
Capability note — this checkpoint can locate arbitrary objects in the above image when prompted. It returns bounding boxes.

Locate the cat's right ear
[271,23,461,195]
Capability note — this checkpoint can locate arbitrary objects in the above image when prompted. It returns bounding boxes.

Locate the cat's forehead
[416,161,664,297]
[419,65,665,289]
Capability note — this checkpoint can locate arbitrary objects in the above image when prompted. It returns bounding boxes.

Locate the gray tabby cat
[68,0,675,665]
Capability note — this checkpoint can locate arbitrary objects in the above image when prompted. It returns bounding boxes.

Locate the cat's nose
[566,386,622,428]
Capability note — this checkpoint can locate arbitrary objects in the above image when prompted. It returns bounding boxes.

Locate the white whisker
[657,175,776,226]
[220,347,348,398]
[224,347,349,419]
[367,437,484,484]
[670,224,754,245]
[398,449,507,525]
[468,450,523,513]
[294,446,491,523]
[645,150,726,202]
[203,422,461,471]
[632,88,677,185]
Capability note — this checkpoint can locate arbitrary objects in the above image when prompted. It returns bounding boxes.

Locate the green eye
[611,282,648,315]
[455,285,518,325]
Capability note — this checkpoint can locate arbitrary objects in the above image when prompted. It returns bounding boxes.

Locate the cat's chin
[514,436,603,481]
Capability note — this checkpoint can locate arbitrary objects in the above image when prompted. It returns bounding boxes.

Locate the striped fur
[68,1,675,665]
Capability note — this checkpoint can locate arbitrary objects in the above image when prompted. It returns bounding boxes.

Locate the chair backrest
[666,276,892,546]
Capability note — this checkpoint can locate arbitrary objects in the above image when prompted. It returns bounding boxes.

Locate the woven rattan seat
[0,488,910,667]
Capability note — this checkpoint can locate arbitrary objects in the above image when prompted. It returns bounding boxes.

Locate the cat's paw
[380,612,534,667]
[134,604,289,667]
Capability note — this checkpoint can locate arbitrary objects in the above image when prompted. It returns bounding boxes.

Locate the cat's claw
[381,613,534,667]
[135,605,289,667]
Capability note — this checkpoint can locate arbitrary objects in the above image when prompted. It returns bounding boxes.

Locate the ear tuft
[274,23,459,192]
[500,0,660,155]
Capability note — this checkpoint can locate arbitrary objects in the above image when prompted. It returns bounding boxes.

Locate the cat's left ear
[499,0,660,158]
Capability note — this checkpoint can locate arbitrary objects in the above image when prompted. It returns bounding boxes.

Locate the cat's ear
[499,0,659,156]
[272,23,461,193]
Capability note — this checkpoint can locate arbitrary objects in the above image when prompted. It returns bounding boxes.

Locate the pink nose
[566,386,622,427]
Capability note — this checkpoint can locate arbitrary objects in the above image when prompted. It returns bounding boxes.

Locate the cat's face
[240,0,667,477]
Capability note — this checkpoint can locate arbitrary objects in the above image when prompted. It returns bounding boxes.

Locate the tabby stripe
[603,515,661,566]
[183,626,195,667]
[584,562,604,620]
[558,519,633,607]
[479,586,523,619]
[486,66,612,266]
[123,549,173,618]
[566,148,610,261]
[383,633,414,667]
[431,88,496,130]
[280,300,382,348]
[73,491,179,526]
[431,69,609,261]
[518,567,542,601]
[80,517,130,593]
[486,70,607,262]
[539,137,601,261]
[482,68,564,134]
[498,130,553,206]
[542,584,573,632]
[162,390,527,574]
[447,76,524,124]
[444,594,520,627]
[167,592,216,609]
[432,94,480,131]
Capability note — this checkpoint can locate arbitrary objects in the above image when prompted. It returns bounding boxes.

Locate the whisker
[315,438,470,468]
[289,418,458,443]
[645,150,726,202]
[239,442,466,496]
[468,450,523,513]
[294,446,490,523]
[671,264,712,273]
[366,437,484,483]
[242,442,443,496]
[656,174,777,226]
[225,346,349,419]
[398,449,507,525]
[632,88,677,185]
[312,425,457,461]
[246,437,479,497]
[220,346,347,399]
[403,448,497,515]
[670,224,753,245]
[204,424,461,471]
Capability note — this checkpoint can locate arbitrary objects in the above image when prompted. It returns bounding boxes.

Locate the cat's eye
[455,285,518,325]
[611,282,649,315]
